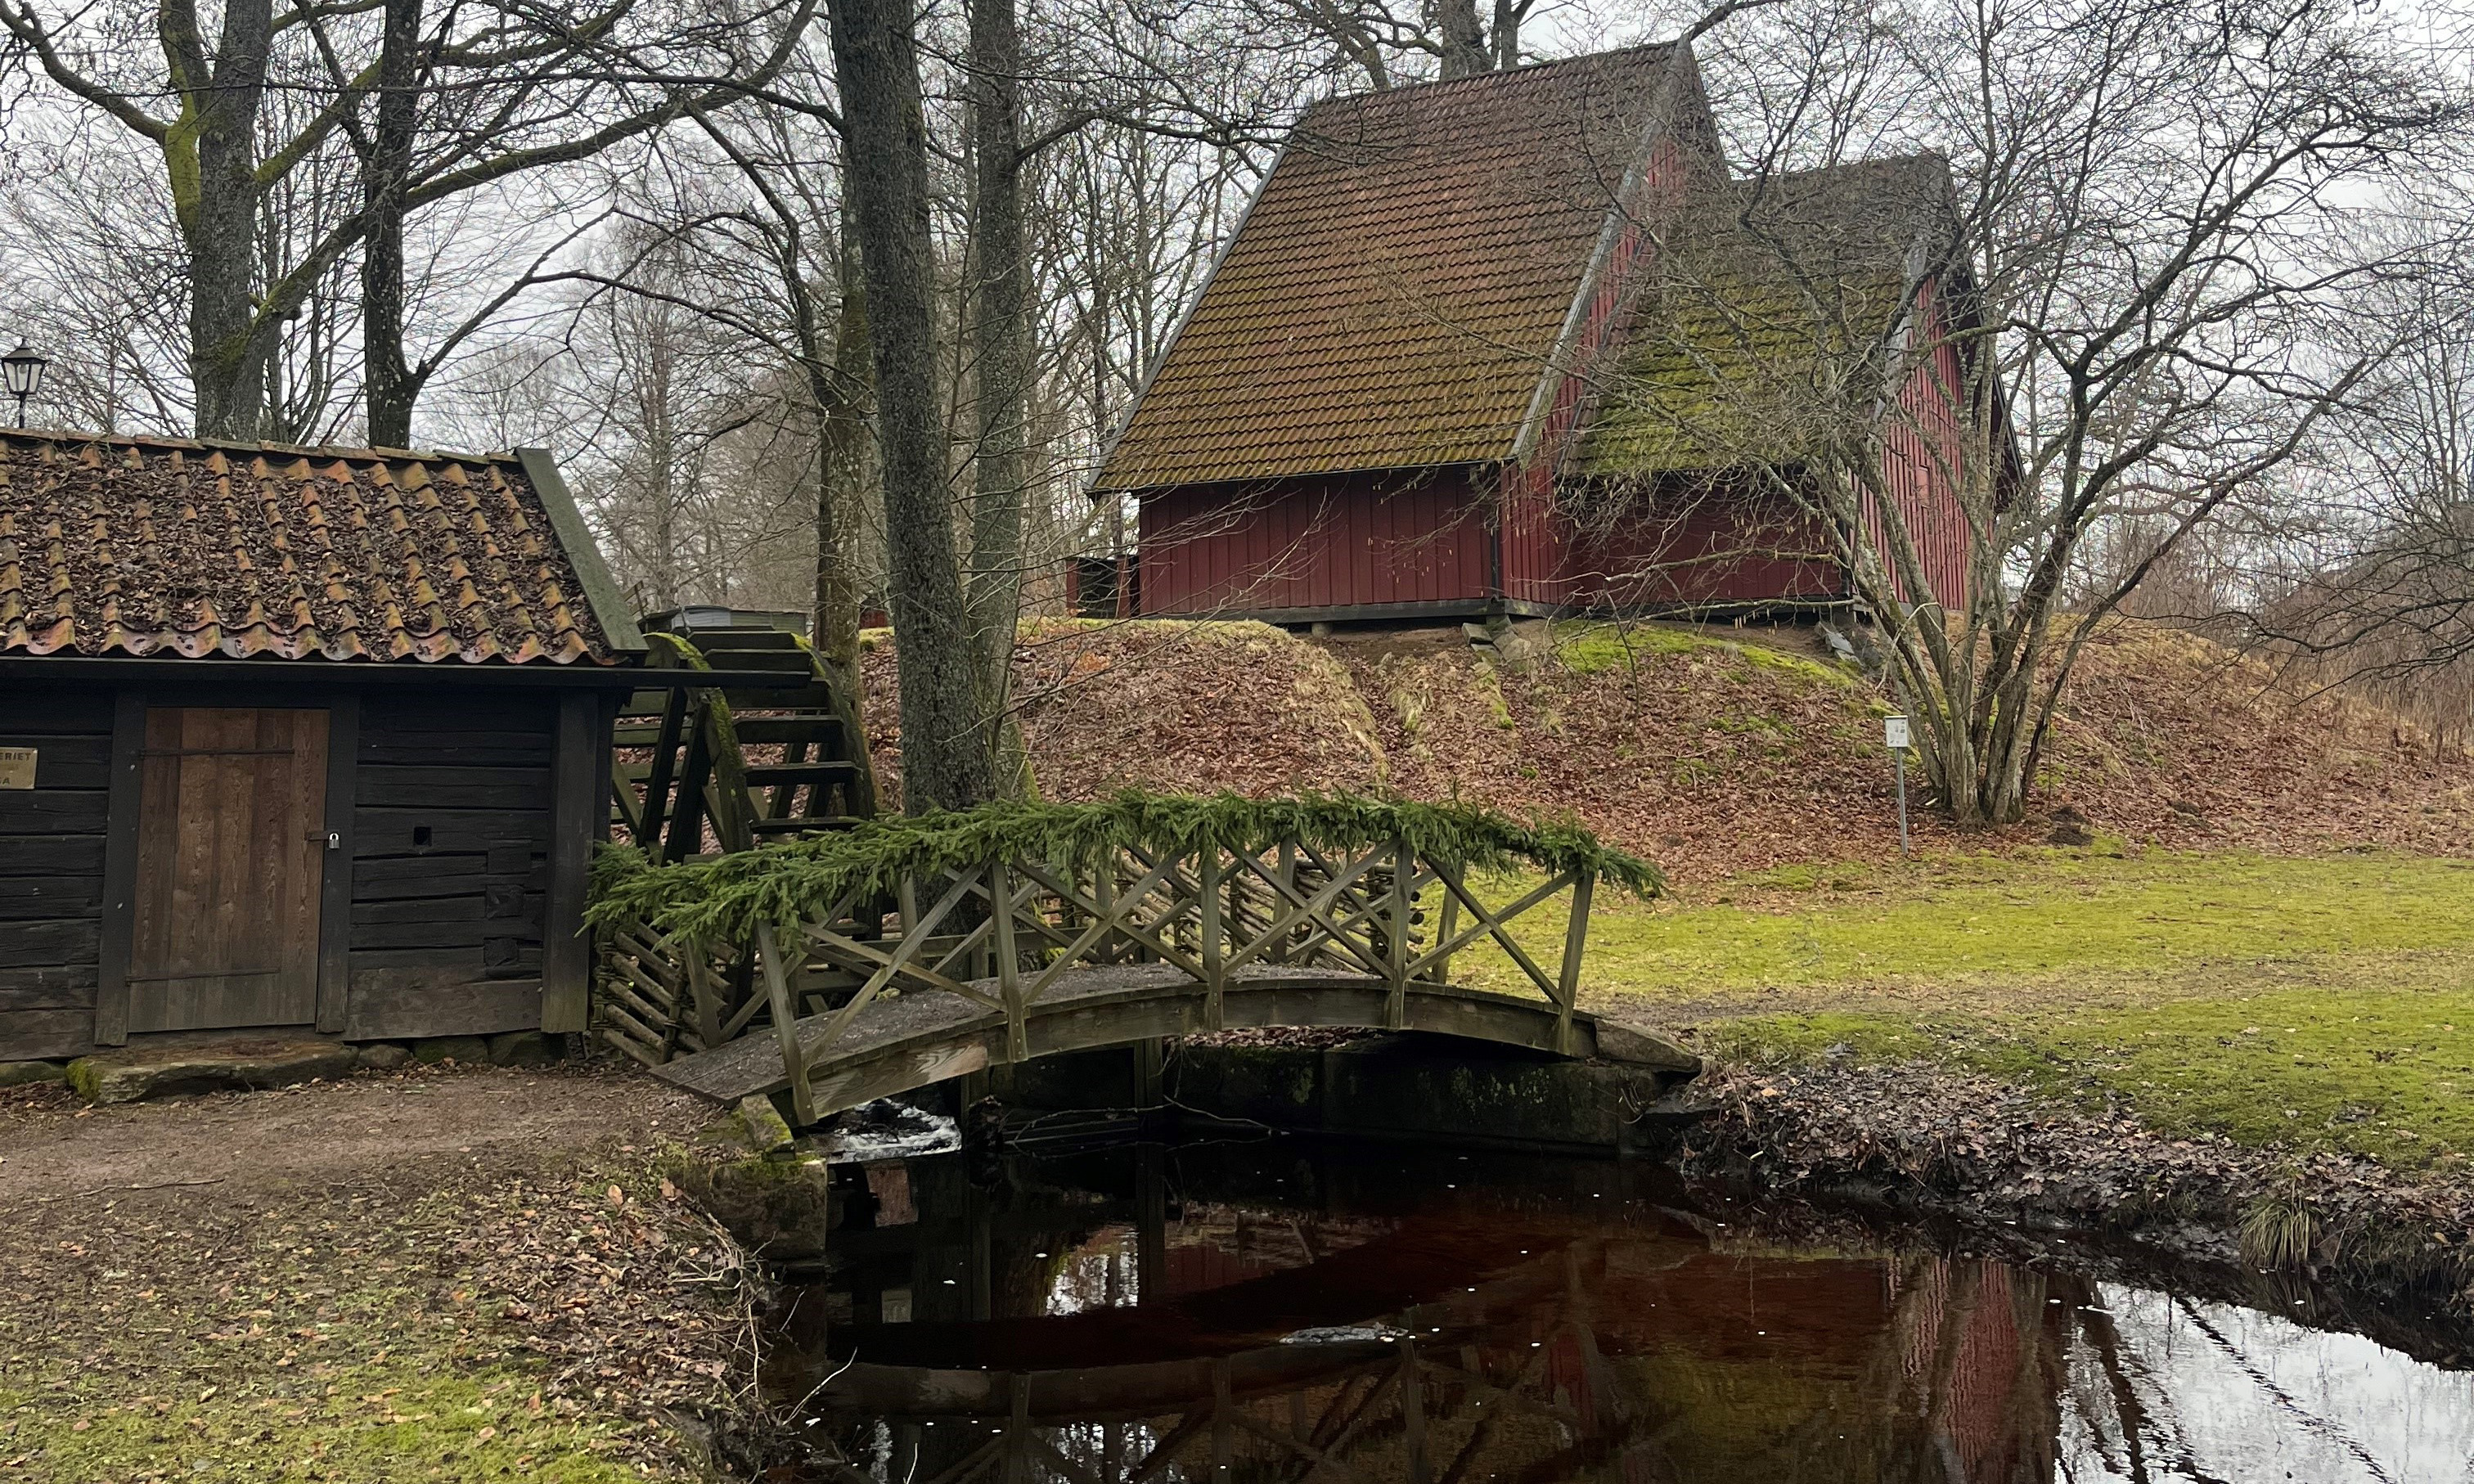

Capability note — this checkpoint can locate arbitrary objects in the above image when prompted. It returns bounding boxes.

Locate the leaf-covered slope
[858,617,2474,881]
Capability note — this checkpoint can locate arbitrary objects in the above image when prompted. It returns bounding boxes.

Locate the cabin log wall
[344,689,560,1040]
[0,685,115,1058]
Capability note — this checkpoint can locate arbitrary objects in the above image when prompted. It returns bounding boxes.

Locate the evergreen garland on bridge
[588,789,1661,944]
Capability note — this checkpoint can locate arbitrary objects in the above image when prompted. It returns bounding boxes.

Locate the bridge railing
[588,794,1659,1123]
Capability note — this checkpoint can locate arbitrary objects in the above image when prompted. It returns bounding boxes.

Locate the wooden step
[744,761,861,785]
[729,717,848,744]
[687,629,806,652]
[691,648,816,673]
[614,718,851,749]
[749,816,863,834]
[721,685,839,710]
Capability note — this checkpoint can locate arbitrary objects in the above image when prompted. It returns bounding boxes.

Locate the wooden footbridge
[592,791,1676,1127]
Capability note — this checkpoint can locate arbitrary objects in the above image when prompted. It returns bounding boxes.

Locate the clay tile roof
[1095,45,1680,492]
[0,433,635,664]
[1577,155,1955,477]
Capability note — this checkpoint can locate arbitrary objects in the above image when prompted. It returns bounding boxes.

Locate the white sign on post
[1883,715,1912,857]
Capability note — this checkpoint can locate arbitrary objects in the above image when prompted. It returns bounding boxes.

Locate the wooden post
[91,689,147,1048]
[663,695,713,863]
[1275,839,1295,965]
[1386,838,1410,1030]
[757,920,815,1126]
[1555,869,1595,1057]
[1093,852,1116,965]
[542,689,602,1035]
[1198,842,1223,1031]
[1434,869,1459,988]
[314,692,360,1033]
[636,687,687,849]
[991,861,1027,1063]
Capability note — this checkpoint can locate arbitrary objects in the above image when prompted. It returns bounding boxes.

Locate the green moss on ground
[1699,973,2474,1171]
[1456,848,2474,1171]
[1,1360,645,1482]
[1552,620,1852,686]
[1470,848,2474,1000]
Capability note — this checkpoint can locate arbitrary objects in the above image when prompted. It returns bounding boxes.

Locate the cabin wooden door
[127,708,330,1032]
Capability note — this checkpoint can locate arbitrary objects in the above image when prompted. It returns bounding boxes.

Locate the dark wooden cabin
[1091,43,2000,623]
[0,434,648,1060]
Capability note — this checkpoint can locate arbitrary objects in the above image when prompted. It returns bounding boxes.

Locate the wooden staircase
[610,622,878,862]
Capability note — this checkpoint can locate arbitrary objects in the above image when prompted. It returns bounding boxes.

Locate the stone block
[65,1034,357,1105]
[412,1036,491,1067]
[487,1031,559,1068]
[0,1060,63,1088]
[735,1094,798,1158]
[353,1042,412,1071]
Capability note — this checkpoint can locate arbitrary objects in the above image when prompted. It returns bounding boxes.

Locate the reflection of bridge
[609,822,1693,1124]
[785,1149,2076,1484]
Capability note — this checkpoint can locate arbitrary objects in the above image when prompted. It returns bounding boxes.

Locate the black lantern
[2,344,46,429]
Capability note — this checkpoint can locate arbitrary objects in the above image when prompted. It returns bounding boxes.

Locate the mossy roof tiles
[0,433,623,663]
[1577,156,1951,477]
[1095,46,1678,492]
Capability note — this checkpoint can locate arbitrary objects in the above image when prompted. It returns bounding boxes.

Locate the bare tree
[2226,267,2474,750]
[0,0,818,439]
[1613,0,2474,824]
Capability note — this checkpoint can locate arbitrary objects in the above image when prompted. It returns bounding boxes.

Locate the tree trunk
[362,0,423,447]
[1436,0,1491,79]
[811,223,870,694]
[801,204,881,819]
[165,0,279,438]
[966,0,1031,796]
[830,0,998,814]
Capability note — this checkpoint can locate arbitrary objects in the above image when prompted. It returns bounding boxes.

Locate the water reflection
[776,1138,2474,1483]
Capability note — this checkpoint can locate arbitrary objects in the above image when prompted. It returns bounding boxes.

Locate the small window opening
[413,825,433,847]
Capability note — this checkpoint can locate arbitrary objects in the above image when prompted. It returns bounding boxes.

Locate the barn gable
[1095,44,1703,492]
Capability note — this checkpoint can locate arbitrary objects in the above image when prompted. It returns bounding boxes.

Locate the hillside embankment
[861,614,2474,880]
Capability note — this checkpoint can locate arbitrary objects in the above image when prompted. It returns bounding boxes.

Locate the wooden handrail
[601,827,1599,1104]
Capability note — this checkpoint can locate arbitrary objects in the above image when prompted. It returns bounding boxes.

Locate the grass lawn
[1456,848,2474,1171]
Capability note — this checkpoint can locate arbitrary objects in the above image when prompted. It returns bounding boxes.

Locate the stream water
[775,1131,2474,1484]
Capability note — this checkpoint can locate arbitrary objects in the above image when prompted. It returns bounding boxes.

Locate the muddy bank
[1667,1059,2474,1338]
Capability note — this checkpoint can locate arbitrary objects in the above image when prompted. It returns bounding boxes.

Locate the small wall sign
[1882,714,1910,750]
[0,747,34,789]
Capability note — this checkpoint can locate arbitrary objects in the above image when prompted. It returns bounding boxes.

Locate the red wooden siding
[1503,135,1691,608]
[1561,482,1842,608]
[1869,277,1972,610]
[1136,467,1492,616]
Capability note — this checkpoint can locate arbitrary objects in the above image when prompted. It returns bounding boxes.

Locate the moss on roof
[1577,156,1951,478]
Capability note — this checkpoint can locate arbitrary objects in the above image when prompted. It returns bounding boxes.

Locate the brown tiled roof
[0,433,627,663]
[1095,46,1680,492]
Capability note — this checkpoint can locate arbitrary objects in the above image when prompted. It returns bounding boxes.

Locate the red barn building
[1092,43,1995,623]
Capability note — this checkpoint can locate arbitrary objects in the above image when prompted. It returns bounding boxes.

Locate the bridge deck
[651,960,1691,1111]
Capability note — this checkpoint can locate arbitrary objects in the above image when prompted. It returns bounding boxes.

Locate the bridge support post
[1199,844,1224,1031]
[1385,837,1410,1031]
[1555,869,1595,1058]
[755,920,816,1126]
[991,862,1028,1063]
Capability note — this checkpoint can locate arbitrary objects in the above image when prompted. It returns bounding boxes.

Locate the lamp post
[1,344,47,429]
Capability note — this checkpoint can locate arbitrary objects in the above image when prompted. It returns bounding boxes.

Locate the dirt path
[0,1065,767,1482]
[0,1065,708,1213]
